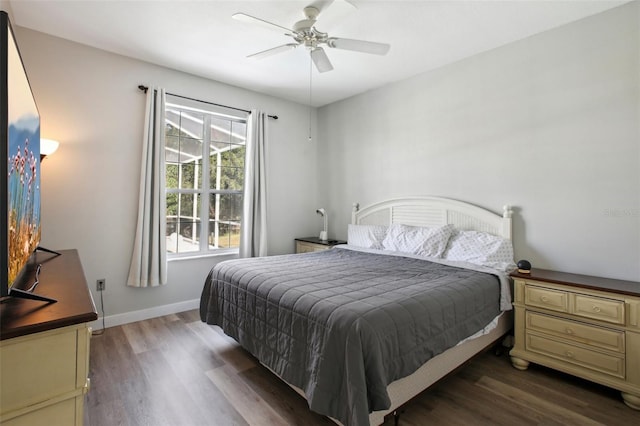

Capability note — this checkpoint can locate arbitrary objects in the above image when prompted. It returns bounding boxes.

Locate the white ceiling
[9,0,628,107]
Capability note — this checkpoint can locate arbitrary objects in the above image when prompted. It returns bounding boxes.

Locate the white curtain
[239,110,268,258]
[127,87,167,287]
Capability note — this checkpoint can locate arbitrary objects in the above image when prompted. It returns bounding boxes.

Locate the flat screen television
[0,11,56,303]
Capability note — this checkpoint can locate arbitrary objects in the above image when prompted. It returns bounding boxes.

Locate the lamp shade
[40,138,60,157]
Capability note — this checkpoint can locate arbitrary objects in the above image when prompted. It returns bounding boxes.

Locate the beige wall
[319,2,639,281]
[0,0,13,20]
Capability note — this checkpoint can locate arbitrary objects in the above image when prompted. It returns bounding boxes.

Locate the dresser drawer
[525,285,568,313]
[526,333,625,379]
[572,293,625,325]
[1,397,77,426]
[0,327,79,412]
[526,312,625,353]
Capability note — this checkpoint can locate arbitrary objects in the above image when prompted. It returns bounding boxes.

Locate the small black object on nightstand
[517,259,531,274]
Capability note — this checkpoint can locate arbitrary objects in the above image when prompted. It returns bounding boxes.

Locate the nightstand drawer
[296,241,329,253]
[526,333,625,379]
[525,285,568,313]
[526,312,624,353]
[572,294,625,325]
[294,238,346,254]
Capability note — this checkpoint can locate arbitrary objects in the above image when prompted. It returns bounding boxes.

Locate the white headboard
[352,196,513,239]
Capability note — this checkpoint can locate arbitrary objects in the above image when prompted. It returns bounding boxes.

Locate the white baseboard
[90,298,200,330]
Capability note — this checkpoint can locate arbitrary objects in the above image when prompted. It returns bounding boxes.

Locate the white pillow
[382,223,454,257]
[443,230,516,271]
[347,224,388,249]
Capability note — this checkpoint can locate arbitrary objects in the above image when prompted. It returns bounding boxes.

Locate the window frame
[164,95,248,259]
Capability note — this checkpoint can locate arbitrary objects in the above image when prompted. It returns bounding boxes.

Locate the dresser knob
[541,296,549,303]
[565,351,575,358]
[592,305,601,313]
[566,328,574,335]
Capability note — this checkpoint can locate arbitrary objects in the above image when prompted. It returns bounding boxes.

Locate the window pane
[210,117,231,143]
[211,144,245,189]
[222,144,245,168]
[179,137,203,164]
[172,110,204,140]
[179,193,200,218]
[166,193,178,218]
[210,141,227,159]
[166,164,179,189]
[166,218,199,254]
[166,193,202,254]
[213,221,240,249]
[218,193,242,222]
[179,220,200,253]
[178,161,202,190]
[179,219,199,243]
[165,135,180,163]
[231,121,247,145]
[166,216,179,253]
[207,193,241,249]
[220,167,244,190]
[177,138,203,192]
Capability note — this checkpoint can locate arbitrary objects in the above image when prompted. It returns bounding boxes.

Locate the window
[164,95,247,256]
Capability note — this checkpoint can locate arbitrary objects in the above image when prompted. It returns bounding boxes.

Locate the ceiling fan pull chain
[309,53,313,142]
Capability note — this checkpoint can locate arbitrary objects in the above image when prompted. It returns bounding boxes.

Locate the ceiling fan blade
[248,43,299,60]
[327,37,390,55]
[232,13,292,35]
[311,47,334,73]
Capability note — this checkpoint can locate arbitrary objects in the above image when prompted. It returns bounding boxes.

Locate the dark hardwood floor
[84,310,640,426]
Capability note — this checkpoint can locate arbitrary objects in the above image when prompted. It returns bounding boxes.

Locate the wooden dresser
[294,237,346,253]
[0,249,98,425]
[509,268,640,410]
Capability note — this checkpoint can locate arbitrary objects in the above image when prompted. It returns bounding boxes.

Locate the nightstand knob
[565,351,575,359]
[592,305,601,313]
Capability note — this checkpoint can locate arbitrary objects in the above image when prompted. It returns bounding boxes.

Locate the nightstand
[295,237,346,254]
[509,268,640,410]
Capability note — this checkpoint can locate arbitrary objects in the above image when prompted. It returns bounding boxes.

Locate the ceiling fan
[232,3,391,73]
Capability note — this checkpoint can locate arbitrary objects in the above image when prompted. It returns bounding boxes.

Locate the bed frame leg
[393,409,401,426]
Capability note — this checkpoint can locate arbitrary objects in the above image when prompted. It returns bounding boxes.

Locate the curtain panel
[127,87,167,287]
[239,110,269,258]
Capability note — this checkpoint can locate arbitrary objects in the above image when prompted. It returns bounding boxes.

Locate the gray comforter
[200,247,502,426]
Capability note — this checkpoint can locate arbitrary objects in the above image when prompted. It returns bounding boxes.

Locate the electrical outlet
[97,279,106,291]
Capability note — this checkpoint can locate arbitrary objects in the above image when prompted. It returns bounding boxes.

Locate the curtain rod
[137,85,278,120]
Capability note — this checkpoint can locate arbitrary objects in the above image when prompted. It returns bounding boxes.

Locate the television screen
[1,11,41,297]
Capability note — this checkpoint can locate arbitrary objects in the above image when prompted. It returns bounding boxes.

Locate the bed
[200,196,515,426]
